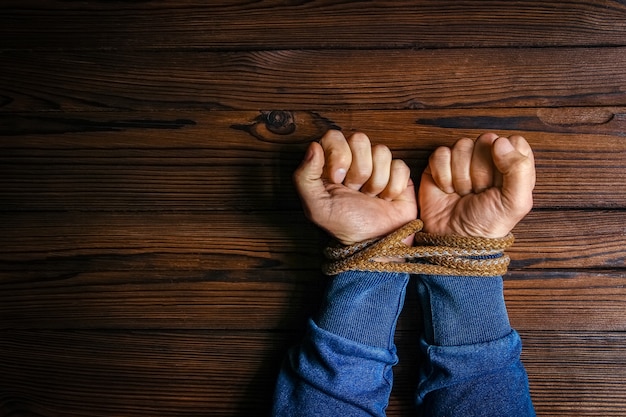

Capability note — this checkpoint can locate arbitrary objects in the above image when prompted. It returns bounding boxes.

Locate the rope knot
[323,220,514,277]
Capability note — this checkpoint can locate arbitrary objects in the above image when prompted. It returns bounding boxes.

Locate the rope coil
[323,220,514,277]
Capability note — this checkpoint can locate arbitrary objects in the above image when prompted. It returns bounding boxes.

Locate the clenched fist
[419,133,536,238]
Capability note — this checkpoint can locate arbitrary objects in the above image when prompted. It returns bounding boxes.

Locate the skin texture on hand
[294,130,536,244]
[293,130,418,246]
[419,133,536,238]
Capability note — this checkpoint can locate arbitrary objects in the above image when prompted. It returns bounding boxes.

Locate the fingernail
[497,137,516,154]
[333,168,347,183]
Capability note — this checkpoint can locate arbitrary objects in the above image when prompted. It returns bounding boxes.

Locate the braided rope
[323,220,514,277]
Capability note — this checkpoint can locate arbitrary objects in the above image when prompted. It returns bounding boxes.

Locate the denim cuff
[272,319,398,416]
[417,274,511,346]
[416,330,535,417]
[317,271,410,349]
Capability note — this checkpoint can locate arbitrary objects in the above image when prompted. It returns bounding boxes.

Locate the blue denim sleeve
[272,271,535,417]
[272,319,399,416]
[416,275,535,417]
[272,271,410,417]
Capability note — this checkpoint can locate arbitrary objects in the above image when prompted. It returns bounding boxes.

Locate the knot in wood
[262,110,296,135]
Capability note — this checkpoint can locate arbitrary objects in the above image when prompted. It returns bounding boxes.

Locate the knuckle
[320,129,345,143]
[328,148,350,164]
[292,165,307,183]
[508,134,526,143]
[391,159,410,177]
[348,132,370,146]
[456,137,475,150]
[292,169,302,184]
[346,171,371,187]
[385,183,403,196]
[319,130,348,152]
[372,143,392,158]
[476,132,499,143]
[430,146,451,163]
[363,178,385,195]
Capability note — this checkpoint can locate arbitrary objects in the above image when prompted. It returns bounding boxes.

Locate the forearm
[272,271,409,417]
[416,274,535,417]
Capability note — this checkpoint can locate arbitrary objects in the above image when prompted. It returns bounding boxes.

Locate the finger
[319,130,351,184]
[399,177,419,241]
[362,144,392,196]
[507,133,536,191]
[399,177,418,208]
[292,141,327,219]
[380,159,411,201]
[451,138,474,196]
[470,132,499,193]
[426,146,454,194]
[509,134,536,178]
[494,134,534,189]
[492,136,536,216]
[344,132,373,191]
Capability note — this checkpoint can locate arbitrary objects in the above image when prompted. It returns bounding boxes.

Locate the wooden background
[1,1,625,416]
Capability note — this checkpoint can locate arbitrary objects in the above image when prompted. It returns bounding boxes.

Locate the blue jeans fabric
[273,320,398,416]
[416,331,534,417]
[272,271,535,416]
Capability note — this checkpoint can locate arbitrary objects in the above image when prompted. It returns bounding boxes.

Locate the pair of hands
[294,130,535,246]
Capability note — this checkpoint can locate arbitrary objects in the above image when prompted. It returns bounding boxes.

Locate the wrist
[373,234,413,263]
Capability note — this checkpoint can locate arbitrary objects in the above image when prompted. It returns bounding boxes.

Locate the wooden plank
[0,211,317,272]
[2,1,626,50]
[506,271,626,332]
[0,330,289,416]
[0,270,327,330]
[2,48,626,111]
[1,109,624,211]
[1,329,625,416]
[2,4,623,417]
[520,330,626,417]
[512,211,626,270]
[1,259,624,330]
[0,211,623,272]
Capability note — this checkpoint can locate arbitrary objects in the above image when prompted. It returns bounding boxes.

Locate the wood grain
[506,272,626,332]
[1,257,624,331]
[520,330,626,417]
[0,330,289,416]
[2,1,626,50]
[0,211,623,273]
[1,109,624,211]
[2,48,626,111]
[2,1,626,415]
[0,269,326,330]
[1,330,625,416]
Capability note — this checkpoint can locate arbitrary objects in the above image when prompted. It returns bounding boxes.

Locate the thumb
[492,136,536,216]
[293,141,328,211]
[396,177,418,211]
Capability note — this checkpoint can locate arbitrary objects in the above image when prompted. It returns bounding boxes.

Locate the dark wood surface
[1,1,625,416]
[2,0,626,49]
[2,48,626,111]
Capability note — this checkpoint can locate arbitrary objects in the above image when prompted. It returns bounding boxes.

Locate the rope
[323,220,514,277]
